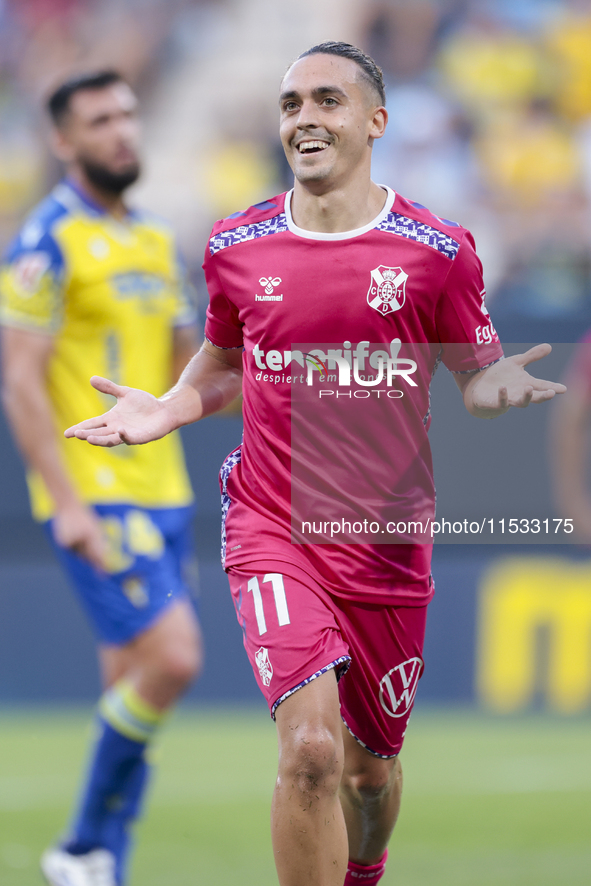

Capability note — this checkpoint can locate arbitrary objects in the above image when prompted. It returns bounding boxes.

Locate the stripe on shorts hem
[271,656,351,719]
[341,716,399,760]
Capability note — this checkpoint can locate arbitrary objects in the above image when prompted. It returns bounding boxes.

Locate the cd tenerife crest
[368,266,408,315]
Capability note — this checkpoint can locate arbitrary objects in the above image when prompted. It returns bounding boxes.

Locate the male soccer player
[64,45,565,886]
[0,71,202,886]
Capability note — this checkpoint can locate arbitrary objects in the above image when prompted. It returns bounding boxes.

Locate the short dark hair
[47,70,126,126]
[297,42,386,106]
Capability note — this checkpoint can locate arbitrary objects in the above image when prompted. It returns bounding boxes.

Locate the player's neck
[290,179,386,233]
[68,168,128,221]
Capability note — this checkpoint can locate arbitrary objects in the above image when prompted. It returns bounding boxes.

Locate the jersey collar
[284,185,395,240]
[55,178,132,219]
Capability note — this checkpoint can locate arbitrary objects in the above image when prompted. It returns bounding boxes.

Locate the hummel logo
[259,276,281,294]
[256,276,283,302]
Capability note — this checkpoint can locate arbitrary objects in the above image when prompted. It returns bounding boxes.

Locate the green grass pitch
[1,707,589,885]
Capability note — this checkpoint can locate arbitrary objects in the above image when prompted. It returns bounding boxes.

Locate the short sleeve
[435,230,503,372]
[203,250,244,348]
[171,249,199,329]
[0,228,65,334]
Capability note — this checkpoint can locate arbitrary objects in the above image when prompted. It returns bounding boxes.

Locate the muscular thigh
[335,599,428,758]
[99,596,200,687]
[227,562,351,718]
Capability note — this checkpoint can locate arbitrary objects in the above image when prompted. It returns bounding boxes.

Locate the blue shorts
[46,504,196,645]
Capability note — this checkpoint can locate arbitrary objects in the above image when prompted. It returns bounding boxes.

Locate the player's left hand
[460,343,567,418]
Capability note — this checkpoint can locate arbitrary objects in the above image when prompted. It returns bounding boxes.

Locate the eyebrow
[279,85,348,104]
[87,107,133,125]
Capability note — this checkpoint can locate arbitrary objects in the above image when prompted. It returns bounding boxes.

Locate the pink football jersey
[204,187,502,605]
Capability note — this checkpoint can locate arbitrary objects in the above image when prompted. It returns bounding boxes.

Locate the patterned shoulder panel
[3,191,69,266]
[209,213,289,256]
[377,212,461,261]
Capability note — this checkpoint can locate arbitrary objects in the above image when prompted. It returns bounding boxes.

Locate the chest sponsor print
[110,272,168,312]
[368,266,408,316]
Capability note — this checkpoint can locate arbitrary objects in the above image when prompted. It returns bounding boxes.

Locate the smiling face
[279,53,387,193]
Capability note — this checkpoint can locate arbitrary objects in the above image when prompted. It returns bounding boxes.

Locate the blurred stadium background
[1,1,590,884]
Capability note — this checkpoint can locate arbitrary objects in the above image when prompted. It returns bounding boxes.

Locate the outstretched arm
[454,343,566,419]
[65,340,243,447]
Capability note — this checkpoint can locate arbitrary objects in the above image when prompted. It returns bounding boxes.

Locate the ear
[368,106,388,143]
[49,126,76,164]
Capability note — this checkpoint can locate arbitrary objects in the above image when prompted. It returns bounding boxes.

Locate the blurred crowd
[2,0,591,321]
[366,0,591,319]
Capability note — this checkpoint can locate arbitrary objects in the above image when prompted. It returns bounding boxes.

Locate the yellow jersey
[0,179,195,521]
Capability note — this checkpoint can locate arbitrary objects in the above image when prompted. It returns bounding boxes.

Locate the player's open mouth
[297,140,330,154]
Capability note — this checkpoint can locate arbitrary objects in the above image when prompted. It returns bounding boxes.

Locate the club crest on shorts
[255,646,273,686]
[367,266,408,315]
[379,657,423,718]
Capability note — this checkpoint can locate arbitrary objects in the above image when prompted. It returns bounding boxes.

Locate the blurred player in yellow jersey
[0,71,202,886]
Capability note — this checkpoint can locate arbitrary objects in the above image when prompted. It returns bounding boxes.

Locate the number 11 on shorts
[247,574,290,635]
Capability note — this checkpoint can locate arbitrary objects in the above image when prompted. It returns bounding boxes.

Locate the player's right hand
[64,376,178,447]
[52,502,107,571]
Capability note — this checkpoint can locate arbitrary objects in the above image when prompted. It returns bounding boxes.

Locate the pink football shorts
[227,560,429,758]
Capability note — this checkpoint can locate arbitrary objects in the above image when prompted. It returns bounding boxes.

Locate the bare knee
[156,636,201,688]
[138,603,203,690]
[342,755,400,805]
[141,617,202,692]
[279,725,344,799]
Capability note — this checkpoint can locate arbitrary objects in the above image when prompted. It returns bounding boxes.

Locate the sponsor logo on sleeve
[476,289,498,343]
[12,252,51,295]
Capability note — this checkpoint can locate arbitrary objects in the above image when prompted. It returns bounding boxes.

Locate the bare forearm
[2,381,80,508]
[162,344,243,426]
[64,341,244,448]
